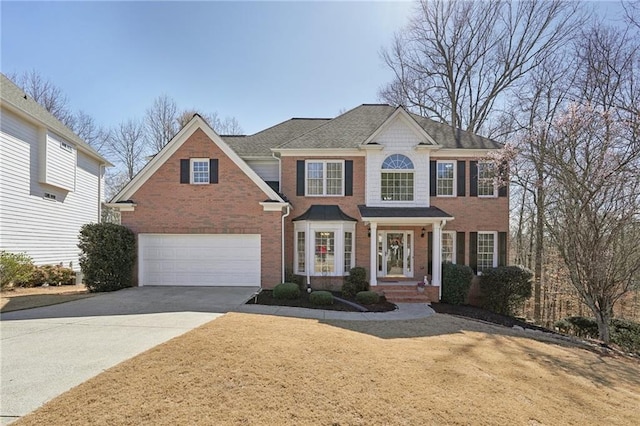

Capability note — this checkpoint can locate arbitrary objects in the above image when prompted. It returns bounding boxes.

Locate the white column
[369,222,377,286]
[432,221,442,298]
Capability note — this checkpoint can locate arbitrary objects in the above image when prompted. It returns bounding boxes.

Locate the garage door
[138,234,260,286]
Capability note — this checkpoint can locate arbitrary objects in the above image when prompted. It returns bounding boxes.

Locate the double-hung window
[191,159,210,184]
[477,232,497,272]
[381,154,414,201]
[437,161,456,196]
[442,231,456,263]
[306,160,344,196]
[478,161,496,197]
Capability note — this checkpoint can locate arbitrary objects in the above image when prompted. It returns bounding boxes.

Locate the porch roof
[358,205,453,222]
[292,205,358,222]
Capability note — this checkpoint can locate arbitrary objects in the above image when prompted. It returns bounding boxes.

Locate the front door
[377,231,413,277]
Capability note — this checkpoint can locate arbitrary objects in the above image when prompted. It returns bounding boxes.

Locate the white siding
[246,159,279,182]
[365,116,430,207]
[42,131,76,191]
[0,107,102,271]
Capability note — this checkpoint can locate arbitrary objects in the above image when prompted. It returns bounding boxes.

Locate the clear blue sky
[1,1,414,134]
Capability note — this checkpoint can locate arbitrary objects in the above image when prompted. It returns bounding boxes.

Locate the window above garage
[180,158,218,184]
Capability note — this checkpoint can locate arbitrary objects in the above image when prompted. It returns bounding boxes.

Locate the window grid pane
[437,163,454,196]
[344,232,352,273]
[442,233,455,263]
[477,233,495,272]
[381,172,414,201]
[297,232,305,273]
[307,163,324,195]
[192,160,209,183]
[326,162,343,195]
[478,162,495,196]
[314,232,335,273]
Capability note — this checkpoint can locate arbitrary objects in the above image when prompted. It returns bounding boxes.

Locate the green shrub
[355,290,380,305]
[0,251,34,289]
[309,290,333,306]
[342,266,369,298]
[78,223,136,292]
[284,268,305,289]
[273,282,300,300]
[25,264,75,287]
[441,262,473,305]
[610,319,640,355]
[479,265,533,316]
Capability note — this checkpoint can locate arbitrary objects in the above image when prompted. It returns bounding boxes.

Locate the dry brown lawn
[0,285,92,312]
[15,313,640,426]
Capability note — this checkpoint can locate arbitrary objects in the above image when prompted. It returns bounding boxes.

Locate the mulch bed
[248,290,397,312]
[431,303,554,333]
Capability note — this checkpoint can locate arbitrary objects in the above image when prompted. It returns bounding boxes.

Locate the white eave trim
[273,148,365,157]
[360,216,455,225]
[111,115,285,203]
[432,149,496,158]
[259,201,290,212]
[104,202,137,212]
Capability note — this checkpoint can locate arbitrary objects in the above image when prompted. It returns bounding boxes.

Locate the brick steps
[374,284,439,303]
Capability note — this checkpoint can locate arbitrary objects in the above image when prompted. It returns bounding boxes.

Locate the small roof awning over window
[292,205,358,222]
[358,205,453,222]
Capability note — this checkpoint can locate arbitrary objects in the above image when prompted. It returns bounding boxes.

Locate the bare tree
[176,109,243,135]
[379,0,585,135]
[145,95,179,153]
[544,104,640,343]
[8,70,75,127]
[71,110,110,153]
[107,119,146,180]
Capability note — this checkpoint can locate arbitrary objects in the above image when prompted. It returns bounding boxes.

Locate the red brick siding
[120,128,282,287]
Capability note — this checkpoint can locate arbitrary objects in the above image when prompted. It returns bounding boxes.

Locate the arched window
[381,154,414,201]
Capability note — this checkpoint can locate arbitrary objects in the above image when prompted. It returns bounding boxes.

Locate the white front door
[377,231,413,277]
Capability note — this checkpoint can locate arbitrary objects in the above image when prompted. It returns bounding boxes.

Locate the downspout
[281,204,290,282]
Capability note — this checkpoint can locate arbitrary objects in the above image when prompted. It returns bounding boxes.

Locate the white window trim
[380,154,416,203]
[442,230,456,264]
[436,160,457,197]
[477,231,498,273]
[477,161,497,198]
[305,160,345,197]
[294,221,355,276]
[190,158,210,185]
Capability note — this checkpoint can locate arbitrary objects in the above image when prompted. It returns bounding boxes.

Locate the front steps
[374,284,439,303]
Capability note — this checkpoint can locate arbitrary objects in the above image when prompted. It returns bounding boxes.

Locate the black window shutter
[498,232,507,266]
[427,231,433,275]
[296,160,305,196]
[457,161,466,196]
[180,159,189,184]
[345,160,353,196]
[430,160,437,196]
[469,232,478,274]
[209,159,218,184]
[456,232,465,265]
[470,161,478,197]
[498,161,508,197]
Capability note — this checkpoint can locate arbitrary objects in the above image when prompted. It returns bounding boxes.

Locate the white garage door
[138,234,260,286]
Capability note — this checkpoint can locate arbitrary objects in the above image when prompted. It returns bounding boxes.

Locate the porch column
[369,222,377,286]
[432,221,442,297]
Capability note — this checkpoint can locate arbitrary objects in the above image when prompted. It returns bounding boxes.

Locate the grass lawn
[0,285,93,313]
[14,312,640,425]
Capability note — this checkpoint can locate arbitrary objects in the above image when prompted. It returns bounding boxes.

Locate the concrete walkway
[0,286,258,425]
[236,302,435,321]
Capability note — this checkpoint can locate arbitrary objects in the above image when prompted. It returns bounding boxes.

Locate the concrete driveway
[0,286,258,425]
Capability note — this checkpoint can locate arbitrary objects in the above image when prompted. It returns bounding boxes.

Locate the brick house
[109,104,508,301]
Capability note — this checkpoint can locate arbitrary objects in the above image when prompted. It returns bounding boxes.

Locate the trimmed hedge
[273,282,300,300]
[309,290,334,306]
[441,262,473,305]
[0,251,34,289]
[355,291,380,305]
[78,223,136,292]
[555,316,640,355]
[479,265,533,316]
[342,267,369,298]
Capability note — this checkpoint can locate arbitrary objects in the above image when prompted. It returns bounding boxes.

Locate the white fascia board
[274,148,365,157]
[360,217,455,226]
[104,202,137,212]
[112,116,285,203]
[363,107,438,146]
[358,144,384,151]
[432,149,495,158]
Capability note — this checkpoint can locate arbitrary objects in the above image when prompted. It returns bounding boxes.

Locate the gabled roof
[110,114,286,204]
[0,74,112,166]
[274,104,501,151]
[223,118,330,157]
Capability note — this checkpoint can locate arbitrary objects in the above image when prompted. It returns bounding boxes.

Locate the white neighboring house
[0,74,112,272]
